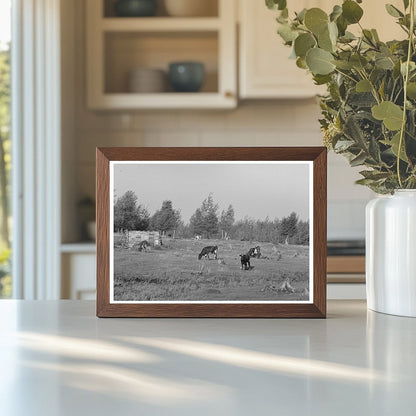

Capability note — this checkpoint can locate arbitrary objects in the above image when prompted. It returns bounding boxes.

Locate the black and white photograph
[110,161,313,303]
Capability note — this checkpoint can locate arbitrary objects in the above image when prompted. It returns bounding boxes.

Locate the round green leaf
[383,133,408,162]
[350,54,368,70]
[304,8,329,35]
[385,4,403,18]
[318,29,333,52]
[277,23,298,43]
[330,5,342,22]
[294,33,316,57]
[342,0,363,24]
[333,60,353,70]
[318,22,338,52]
[266,0,287,11]
[407,82,416,99]
[306,48,336,75]
[296,8,307,23]
[328,21,338,43]
[296,57,308,69]
[375,56,395,70]
[356,79,372,92]
[371,101,404,131]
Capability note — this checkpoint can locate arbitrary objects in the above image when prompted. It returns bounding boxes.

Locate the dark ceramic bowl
[168,62,205,93]
[114,0,157,17]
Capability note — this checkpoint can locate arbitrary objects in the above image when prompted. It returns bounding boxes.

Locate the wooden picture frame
[96,147,327,318]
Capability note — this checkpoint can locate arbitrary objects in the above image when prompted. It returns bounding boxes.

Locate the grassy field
[113,238,310,301]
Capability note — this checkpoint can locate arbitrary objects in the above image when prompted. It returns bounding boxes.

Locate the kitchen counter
[0,300,415,415]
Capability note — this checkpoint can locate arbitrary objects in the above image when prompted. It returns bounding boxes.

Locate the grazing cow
[247,246,261,258]
[137,240,150,251]
[198,246,218,260]
[240,254,251,270]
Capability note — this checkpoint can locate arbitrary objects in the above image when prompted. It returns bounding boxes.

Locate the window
[0,0,11,298]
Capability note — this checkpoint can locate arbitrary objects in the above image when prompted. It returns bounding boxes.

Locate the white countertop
[0,300,415,415]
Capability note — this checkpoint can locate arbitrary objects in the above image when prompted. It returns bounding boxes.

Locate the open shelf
[104,31,218,94]
[103,0,219,18]
[87,0,236,109]
[91,92,235,109]
[101,17,221,32]
[61,243,96,254]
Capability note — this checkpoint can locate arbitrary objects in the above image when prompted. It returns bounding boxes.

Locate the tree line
[114,190,309,245]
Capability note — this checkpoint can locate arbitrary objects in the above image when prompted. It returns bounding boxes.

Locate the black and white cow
[240,254,251,270]
[137,240,150,251]
[247,246,261,258]
[198,246,218,260]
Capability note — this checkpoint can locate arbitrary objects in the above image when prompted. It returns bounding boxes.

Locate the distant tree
[224,211,306,245]
[295,220,309,245]
[175,218,191,239]
[114,190,149,231]
[189,208,204,236]
[150,200,181,236]
[135,205,150,231]
[201,193,219,238]
[232,217,256,241]
[219,204,234,239]
[189,194,219,238]
[280,212,298,244]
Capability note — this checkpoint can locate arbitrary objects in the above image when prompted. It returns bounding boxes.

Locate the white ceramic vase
[366,190,416,317]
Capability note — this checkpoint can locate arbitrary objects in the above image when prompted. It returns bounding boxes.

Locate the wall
[62,0,374,243]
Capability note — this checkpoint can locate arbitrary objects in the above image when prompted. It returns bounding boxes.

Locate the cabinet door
[239,0,326,99]
[62,253,96,300]
[239,0,405,99]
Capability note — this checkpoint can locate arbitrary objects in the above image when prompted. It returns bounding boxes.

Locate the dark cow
[198,246,218,260]
[247,246,261,258]
[137,240,150,251]
[240,254,251,270]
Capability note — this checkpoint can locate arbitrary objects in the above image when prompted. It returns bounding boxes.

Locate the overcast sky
[113,162,310,222]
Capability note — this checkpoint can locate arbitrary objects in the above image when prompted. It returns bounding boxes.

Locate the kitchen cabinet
[61,245,96,300]
[238,0,404,99]
[239,0,325,99]
[86,0,237,109]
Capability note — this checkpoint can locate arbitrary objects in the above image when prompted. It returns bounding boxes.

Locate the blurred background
[1,0,403,300]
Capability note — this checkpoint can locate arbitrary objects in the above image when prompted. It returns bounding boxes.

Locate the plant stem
[358,69,381,104]
[398,0,415,188]
[334,68,358,84]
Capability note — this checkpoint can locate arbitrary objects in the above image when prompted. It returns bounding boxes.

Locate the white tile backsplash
[328,199,369,240]
[74,98,370,240]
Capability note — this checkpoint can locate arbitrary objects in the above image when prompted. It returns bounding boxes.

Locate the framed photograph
[96,147,327,318]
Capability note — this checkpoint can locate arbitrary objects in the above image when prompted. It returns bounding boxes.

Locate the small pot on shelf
[128,68,167,93]
[114,0,158,17]
[168,61,205,92]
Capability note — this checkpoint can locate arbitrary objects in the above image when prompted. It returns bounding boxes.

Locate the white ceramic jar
[366,190,416,317]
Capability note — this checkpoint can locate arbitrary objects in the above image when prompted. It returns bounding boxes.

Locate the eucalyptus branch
[397,0,415,188]
[267,0,416,193]
[390,79,398,101]
[359,69,381,104]
[334,68,358,84]
[393,85,404,103]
